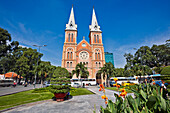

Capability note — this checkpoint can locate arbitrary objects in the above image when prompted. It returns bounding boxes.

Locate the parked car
[122,82,136,86]
[44,81,51,87]
[154,81,168,86]
[72,83,80,88]
[110,81,117,87]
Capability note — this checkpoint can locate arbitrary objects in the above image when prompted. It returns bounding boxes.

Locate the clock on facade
[79,51,89,60]
[82,43,86,47]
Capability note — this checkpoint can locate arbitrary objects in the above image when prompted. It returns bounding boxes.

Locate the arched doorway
[68,72,72,79]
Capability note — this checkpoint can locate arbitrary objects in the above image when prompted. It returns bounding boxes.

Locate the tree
[98,62,114,87]
[0,27,19,58]
[124,53,133,69]
[12,47,43,84]
[37,61,51,87]
[0,27,19,74]
[113,68,124,77]
[161,66,170,75]
[49,67,70,95]
[72,63,89,79]
[72,63,89,86]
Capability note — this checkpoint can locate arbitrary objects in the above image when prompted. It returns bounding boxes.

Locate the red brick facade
[61,7,105,79]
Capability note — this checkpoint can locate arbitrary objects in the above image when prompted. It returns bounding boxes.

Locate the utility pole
[33,45,47,88]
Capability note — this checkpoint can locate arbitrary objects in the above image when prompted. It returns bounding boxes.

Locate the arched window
[70,52,72,59]
[94,35,96,43]
[99,62,101,67]
[67,62,69,67]
[86,62,88,68]
[70,62,72,67]
[98,53,100,60]
[68,33,70,42]
[95,53,97,60]
[96,62,98,67]
[71,33,73,42]
[67,52,69,59]
[97,35,99,43]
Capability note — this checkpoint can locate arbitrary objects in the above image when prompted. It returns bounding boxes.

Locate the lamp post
[33,45,47,88]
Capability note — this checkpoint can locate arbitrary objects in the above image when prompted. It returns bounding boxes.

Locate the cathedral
[61,6,105,79]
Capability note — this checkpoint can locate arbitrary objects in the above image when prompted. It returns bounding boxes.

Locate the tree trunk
[101,74,103,85]
[41,75,43,88]
[105,75,107,87]
[107,74,110,87]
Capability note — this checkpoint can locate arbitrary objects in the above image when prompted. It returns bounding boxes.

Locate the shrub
[48,67,71,94]
[161,66,170,75]
[32,87,49,93]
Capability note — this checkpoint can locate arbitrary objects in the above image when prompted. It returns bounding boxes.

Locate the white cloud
[18,23,27,33]
[106,28,170,68]
[18,45,29,48]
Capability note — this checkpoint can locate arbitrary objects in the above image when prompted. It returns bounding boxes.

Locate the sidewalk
[0,84,41,96]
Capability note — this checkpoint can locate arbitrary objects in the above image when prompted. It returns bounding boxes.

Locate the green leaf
[146,95,156,109]
[108,100,115,113]
[140,89,147,102]
[160,96,166,111]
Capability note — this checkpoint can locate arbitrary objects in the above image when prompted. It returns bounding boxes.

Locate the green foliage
[161,66,170,75]
[123,40,170,77]
[0,90,53,110]
[49,67,70,94]
[32,87,49,93]
[101,84,170,113]
[0,27,19,73]
[0,27,19,58]
[70,88,94,96]
[72,62,89,78]
[98,62,115,86]
[153,67,163,74]
[113,68,124,77]
[124,64,153,77]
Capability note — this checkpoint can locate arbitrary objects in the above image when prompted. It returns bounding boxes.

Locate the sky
[0,0,170,68]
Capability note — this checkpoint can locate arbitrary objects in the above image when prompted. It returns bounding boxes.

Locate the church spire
[89,7,101,31]
[66,5,77,30]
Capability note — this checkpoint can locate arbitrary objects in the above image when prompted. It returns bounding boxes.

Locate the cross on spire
[66,5,77,30]
[89,7,101,31]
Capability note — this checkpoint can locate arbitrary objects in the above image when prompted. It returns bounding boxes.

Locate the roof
[4,72,23,78]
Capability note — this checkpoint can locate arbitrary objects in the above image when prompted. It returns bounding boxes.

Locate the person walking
[161,80,168,99]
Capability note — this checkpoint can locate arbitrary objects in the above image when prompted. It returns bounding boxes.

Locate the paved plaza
[3,86,134,113]
[0,84,41,96]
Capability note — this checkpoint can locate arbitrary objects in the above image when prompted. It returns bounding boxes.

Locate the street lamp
[33,44,47,88]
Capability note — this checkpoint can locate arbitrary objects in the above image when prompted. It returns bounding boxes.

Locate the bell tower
[62,6,77,69]
[65,5,77,44]
[89,7,103,45]
[89,7,105,78]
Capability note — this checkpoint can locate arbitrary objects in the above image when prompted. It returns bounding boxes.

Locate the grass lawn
[0,87,93,111]
[70,88,94,96]
[106,87,133,93]
[0,90,53,111]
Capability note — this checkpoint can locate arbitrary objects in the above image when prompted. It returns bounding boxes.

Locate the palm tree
[72,63,89,86]
[98,62,114,87]
[37,61,51,87]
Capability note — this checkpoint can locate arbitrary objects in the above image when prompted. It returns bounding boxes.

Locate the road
[0,84,41,96]
[3,86,134,113]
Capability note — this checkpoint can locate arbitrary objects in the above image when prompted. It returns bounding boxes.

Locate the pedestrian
[161,80,168,99]
[24,82,27,87]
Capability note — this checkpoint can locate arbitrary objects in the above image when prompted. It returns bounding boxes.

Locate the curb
[87,88,100,95]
